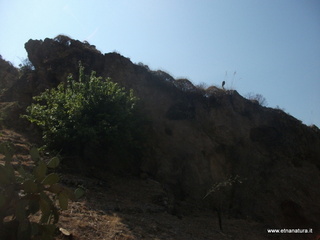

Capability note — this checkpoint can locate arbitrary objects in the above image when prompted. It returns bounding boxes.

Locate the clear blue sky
[1,0,320,127]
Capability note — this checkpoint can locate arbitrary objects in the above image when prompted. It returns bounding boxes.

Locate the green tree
[24,65,140,166]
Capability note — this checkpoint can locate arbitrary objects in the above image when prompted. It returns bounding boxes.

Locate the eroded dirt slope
[0,129,276,240]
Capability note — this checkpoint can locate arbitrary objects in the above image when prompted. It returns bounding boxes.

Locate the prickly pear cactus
[0,142,85,240]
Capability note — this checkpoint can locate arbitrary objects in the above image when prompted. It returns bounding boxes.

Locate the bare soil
[0,129,290,240]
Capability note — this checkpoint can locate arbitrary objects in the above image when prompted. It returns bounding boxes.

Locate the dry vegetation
[0,129,272,240]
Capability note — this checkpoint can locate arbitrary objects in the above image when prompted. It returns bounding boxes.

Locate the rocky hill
[1,36,320,239]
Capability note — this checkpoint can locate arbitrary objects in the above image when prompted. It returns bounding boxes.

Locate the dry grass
[1,129,275,240]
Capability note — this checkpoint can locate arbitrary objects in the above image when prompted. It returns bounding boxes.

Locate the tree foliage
[24,65,140,163]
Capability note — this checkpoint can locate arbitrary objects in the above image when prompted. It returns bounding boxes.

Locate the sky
[1,0,320,127]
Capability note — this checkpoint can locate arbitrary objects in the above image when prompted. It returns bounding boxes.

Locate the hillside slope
[1,36,320,239]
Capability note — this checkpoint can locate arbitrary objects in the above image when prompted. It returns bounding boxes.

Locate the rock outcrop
[0,56,19,94]
[1,37,319,235]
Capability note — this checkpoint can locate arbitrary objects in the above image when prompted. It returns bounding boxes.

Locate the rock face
[1,37,320,234]
[0,56,19,98]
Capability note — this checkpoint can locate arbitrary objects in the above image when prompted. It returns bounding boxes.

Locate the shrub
[0,142,84,240]
[245,92,268,107]
[196,82,208,91]
[137,62,150,71]
[203,175,243,232]
[23,64,140,164]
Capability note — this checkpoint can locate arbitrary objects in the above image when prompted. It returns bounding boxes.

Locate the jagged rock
[1,37,319,234]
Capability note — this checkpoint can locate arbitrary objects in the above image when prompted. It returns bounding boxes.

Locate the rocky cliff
[1,36,320,236]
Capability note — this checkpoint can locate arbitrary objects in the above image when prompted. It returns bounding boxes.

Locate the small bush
[203,175,243,232]
[137,62,150,71]
[23,64,140,164]
[0,142,84,240]
[196,82,208,91]
[245,92,268,107]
